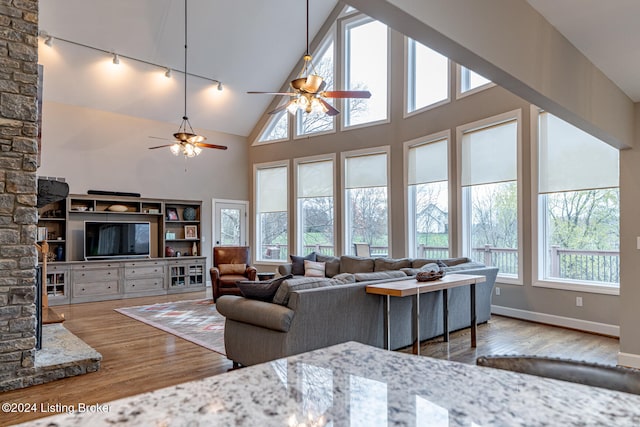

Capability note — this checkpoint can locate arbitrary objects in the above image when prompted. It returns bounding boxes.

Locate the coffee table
[365,273,486,354]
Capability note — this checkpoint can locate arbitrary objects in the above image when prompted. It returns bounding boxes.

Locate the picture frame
[166,208,178,221]
[184,225,198,240]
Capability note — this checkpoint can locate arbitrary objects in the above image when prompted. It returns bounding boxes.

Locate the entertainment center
[37,194,206,305]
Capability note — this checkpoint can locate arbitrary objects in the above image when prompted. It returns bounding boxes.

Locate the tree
[347,187,388,247]
[471,182,518,248]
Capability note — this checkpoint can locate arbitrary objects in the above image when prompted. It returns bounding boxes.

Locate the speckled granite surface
[37,324,102,368]
[17,341,640,426]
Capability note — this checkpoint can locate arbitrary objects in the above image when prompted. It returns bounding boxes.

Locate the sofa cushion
[443,261,486,272]
[374,258,412,272]
[354,270,407,282]
[218,263,246,275]
[330,273,356,285]
[216,295,295,333]
[272,277,333,306]
[411,259,441,268]
[304,260,325,277]
[237,274,292,302]
[317,254,340,277]
[400,262,441,277]
[440,257,473,266]
[340,255,375,274]
[290,252,316,275]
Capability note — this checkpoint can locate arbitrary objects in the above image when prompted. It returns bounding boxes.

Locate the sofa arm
[210,267,220,282]
[216,295,295,332]
[278,264,293,276]
[246,266,257,281]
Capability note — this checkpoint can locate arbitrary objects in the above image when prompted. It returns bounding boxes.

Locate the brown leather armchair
[210,246,257,302]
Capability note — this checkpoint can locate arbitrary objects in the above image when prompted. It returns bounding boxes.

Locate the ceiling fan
[247,0,371,117]
[149,0,227,157]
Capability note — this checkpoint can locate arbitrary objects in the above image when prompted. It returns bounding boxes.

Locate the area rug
[115,299,226,356]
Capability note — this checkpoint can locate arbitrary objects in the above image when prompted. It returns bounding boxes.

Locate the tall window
[255,163,288,261]
[537,112,619,287]
[459,66,491,94]
[407,136,449,259]
[343,149,389,256]
[257,110,288,143]
[460,116,519,278]
[407,38,449,113]
[344,17,388,127]
[296,39,335,137]
[296,158,335,256]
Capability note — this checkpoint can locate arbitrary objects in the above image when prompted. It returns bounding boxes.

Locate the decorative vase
[192,241,198,256]
[55,245,64,261]
[165,246,175,257]
[183,207,196,221]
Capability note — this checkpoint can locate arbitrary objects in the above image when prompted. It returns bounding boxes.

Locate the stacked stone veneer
[0,0,40,391]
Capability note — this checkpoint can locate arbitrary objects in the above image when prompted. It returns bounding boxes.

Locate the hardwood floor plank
[1,293,620,425]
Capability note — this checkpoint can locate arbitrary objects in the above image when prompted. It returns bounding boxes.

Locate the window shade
[345,153,387,189]
[408,140,448,185]
[538,112,619,194]
[298,160,333,198]
[461,120,517,187]
[257,166,287,212]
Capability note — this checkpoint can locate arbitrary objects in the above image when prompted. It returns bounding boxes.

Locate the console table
[18,341,640,426]
[366,273,486,354]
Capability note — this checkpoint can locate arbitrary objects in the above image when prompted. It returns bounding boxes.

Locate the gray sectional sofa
[216,255,498,367]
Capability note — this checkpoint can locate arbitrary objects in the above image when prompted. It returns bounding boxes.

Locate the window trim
[456,109,523,285]
[403,37,451,119]
[455,64,496,100]
[254,160,290,264]
[341,145,392,256]
[339,13,391,131]
[529,106,620,295]
[293,154,337,256]
[403,130,451,258]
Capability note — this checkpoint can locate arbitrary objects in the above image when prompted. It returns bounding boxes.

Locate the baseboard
[491,305,620,337]
[617,352,640,369]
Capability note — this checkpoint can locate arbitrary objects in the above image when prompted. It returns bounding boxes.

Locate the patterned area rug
[115,299,226,356]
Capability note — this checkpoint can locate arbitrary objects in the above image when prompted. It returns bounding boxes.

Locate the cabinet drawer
[75,262,118,270]
[125,266,164,278]
[124,260,163,268]
[73,280,119,297]
[73,269,119,283]
[47,264,69,272]
[125,278,164,293]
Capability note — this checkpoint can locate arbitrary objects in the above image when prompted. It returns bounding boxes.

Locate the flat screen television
[84,221,151,260]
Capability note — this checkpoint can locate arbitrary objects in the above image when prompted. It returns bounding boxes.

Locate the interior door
[212,199,248,247]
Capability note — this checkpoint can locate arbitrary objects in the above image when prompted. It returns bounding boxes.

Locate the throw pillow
[272,277,332,305]
[290,252,317,276]
[330,273,356,285]
[237,274,292,302]
[218,263,246,275]
[304,260,325,277]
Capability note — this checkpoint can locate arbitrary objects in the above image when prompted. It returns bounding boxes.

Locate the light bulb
[297,96,309,108]
[170,143,181,155]
[286,100,299,115]
[311,98,323,114]
[194,146,202,155]
[184,143,195,157]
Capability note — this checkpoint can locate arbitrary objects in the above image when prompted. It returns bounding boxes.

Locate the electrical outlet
[495,287,501,296]
[576,296,583,307]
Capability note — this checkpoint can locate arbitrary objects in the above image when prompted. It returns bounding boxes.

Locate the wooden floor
[2,292,620,425]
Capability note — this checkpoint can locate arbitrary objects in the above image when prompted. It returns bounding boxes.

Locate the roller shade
[257,166,287,213]
[539,112,619,194]
[408,140,448,185]
[461,120,517,187]
[298,160,333,198]
[345,153,387,189]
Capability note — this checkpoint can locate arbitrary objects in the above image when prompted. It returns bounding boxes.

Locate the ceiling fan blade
[148,144,176,150]
[196,143,228,150]
[248,91,297,96]
[321,90,372,99]
[319,99,340,116]
[148,136,177,142]
[268,101,293,115]
[317,80,327,92]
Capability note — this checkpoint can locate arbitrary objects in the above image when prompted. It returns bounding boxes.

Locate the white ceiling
[38,1,639,139]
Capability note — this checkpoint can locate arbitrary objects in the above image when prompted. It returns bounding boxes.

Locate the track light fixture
[217,81,223,91]
[165,68,172,78]
[112,53,120,65]
[44,36,54,47]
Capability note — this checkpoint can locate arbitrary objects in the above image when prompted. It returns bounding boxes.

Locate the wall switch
[576,296,583,307]
[637,236,640,249]
[495,287,501,296]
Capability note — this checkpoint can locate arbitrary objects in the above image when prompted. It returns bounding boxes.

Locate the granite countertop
[17,341,640,426]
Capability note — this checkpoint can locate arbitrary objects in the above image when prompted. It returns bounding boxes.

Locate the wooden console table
[366,273,486,354]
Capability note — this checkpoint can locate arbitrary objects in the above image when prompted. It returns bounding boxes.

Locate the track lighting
[44,36,54,47]
[217,81,223,91]
[112,53,120,65]
[165,68,172,78]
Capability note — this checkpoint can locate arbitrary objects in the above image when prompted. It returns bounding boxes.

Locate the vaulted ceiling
[38,1,639,139]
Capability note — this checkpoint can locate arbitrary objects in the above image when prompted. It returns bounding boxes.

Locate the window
[344,17,388,127]
[406,135,449,259]
[460,115,519,279]
[406,38,449,114]
[537,111,619,288]
[296,157,335,256]
[255,163,288,261]
[257,110,289,143]
[459,65,492,95]
[343,148,389,256]
[296,39,335,137]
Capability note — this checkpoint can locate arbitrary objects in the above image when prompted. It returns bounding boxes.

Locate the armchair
[210,246,257,302]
